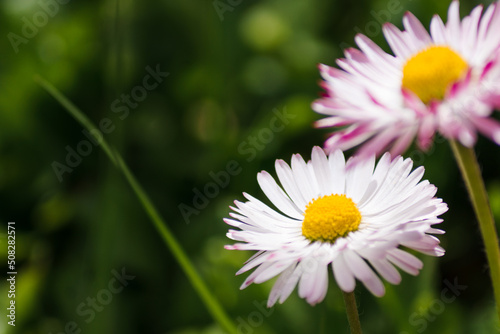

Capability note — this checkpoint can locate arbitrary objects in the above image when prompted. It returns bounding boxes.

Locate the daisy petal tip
[381,151,393,162]
[460,136,476,148]
[374,288,386,298]
[354,32,367,40]
[257,170,270,178]
[392,275,402,286]
[382,22,395,30]
[240,279,254,290]
[312,145,326,156]
[307,299,320,307]
[493,131,500,145]
[312,145,323,151]
[410,269,421,277]
[434,246,446,257]
[340,286,355,294]
[235,268,246,276]
[403,10,413,18]
[364,278,386,297]
[343,47,357,56]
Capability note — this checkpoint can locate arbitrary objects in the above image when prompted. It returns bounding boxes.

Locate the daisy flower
[224,147,447,306]
[312,0,500,157]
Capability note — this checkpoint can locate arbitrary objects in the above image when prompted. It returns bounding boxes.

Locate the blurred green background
[1,0,500,333]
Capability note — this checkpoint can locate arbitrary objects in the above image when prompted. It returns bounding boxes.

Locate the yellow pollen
[302,194,361,243]
[402,46,468,104]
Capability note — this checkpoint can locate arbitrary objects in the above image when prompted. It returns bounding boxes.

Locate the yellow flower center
[402,46,468,104]
[302,194,361,243]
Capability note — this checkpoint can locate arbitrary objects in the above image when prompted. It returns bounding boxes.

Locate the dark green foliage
[0,0,498,333]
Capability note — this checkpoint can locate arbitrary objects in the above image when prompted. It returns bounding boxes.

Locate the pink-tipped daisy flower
[224,147,447,306]
[313,0,500,157]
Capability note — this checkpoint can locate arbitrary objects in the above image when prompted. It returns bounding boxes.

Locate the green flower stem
[343,291,362,334]
[35,75,237,334]
[450,140,500,320]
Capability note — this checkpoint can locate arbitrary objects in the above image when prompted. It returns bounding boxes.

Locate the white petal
[387,248,423,275]
[446,0,461,49]
[243,193,302,225]
[240,262,274,289]
[383,23,414,59]
[275,159,307,210]
[344,251,385,296]
[268,263,297,307]
[430,14,448,45]
[254,260,296,284]
[370,258,402,285]
[278,263,304,304]
[309,265,329,304]
[257,171,303,219]
[332,254,356,292]
[355,34,399,74]
[311,146,333,196]
[291,154,319,201]
[402,12,432,48]
[298,259,329,305]
[328,149,346,194]
[345,154,375,202]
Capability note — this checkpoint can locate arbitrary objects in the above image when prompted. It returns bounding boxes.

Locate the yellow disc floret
[402,46,468,104]
[302,194,361,243]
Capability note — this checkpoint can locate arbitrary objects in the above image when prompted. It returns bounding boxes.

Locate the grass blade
[35,75,237,334]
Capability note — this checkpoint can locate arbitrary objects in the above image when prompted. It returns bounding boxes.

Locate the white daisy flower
[224,147,447,306]
[313,0,500,157]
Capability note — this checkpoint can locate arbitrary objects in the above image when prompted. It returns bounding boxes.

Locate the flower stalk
[450,140,500,320]
[343,291,363,334]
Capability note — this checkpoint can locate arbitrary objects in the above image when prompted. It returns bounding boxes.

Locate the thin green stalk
[35,75,237,334]
[342,291,362,334]
[35,76,117,166]
[450,140,500,321]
